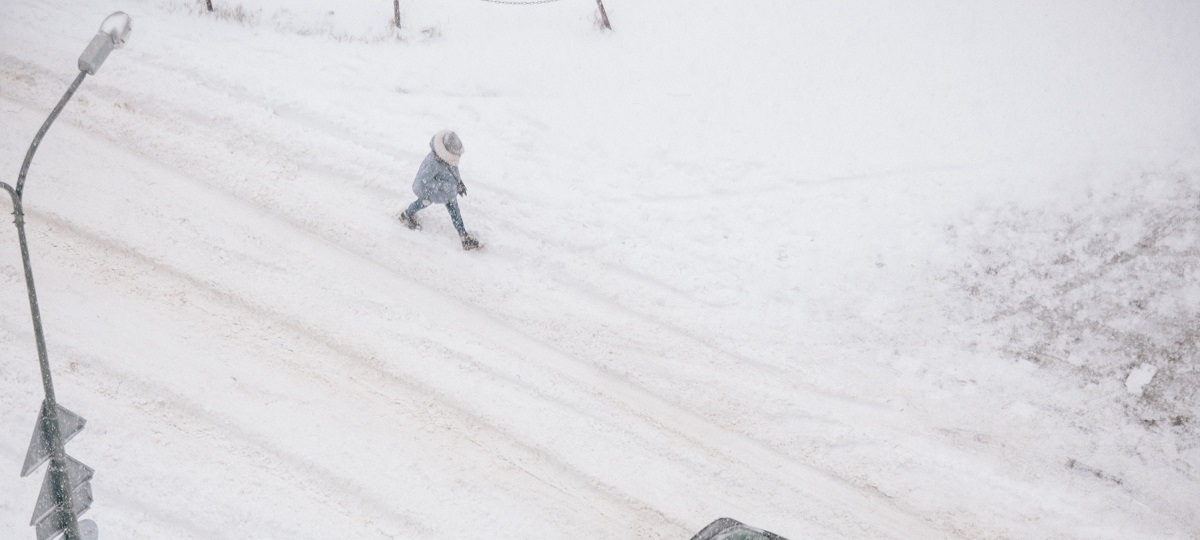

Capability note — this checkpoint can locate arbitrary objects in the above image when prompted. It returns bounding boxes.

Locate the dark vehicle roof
[689,517,789,540]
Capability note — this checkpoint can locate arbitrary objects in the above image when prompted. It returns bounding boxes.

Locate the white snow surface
[1125,365,1159,397]
[2,1,1199,538]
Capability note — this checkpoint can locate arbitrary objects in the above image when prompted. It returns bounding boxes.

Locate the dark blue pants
[406,198,467,237]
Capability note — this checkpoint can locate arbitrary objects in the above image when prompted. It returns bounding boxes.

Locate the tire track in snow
[5,49,939,536]
[463,158,941,494]
[47,345,437,539]
[28,152,934,536]
[21,209,693,538]
[440,307,941,537]
[0,329,238,540]
[0,223,438,536]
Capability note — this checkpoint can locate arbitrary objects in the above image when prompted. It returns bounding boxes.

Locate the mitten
[457,181,468,196]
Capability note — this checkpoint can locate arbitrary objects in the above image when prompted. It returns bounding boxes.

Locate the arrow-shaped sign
[31,455,94,526]
[33,483,93,540]
[22,401,86,478]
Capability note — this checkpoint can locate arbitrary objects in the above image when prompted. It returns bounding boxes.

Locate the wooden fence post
[393,0,401,29]
[596,0,611,30]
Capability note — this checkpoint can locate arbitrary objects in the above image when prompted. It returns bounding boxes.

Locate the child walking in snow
[398,130,482,250]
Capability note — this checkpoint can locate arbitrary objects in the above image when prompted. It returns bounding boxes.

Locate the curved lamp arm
[16,11,131,197]
[14,72,87,197]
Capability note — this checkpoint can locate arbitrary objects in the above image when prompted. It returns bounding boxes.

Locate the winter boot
[397,211,422,230]
[460,234,482,251]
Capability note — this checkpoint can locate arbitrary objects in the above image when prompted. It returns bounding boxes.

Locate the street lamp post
[3,12,131,540]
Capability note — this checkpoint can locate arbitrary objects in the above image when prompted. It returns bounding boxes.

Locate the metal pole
[17,71,87,197]
[3,69,90,540]
[0,191,82,540]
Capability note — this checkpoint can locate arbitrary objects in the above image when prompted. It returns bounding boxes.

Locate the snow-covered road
[2,1,1198,538]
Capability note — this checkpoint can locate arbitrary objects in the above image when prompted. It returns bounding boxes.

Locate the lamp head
[78,12,132,75]
[100,12,133,49]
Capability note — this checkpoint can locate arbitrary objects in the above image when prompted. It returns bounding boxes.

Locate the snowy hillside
[2,0,1199,538]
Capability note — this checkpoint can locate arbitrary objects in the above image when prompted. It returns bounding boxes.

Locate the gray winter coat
[412,139,463,205]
